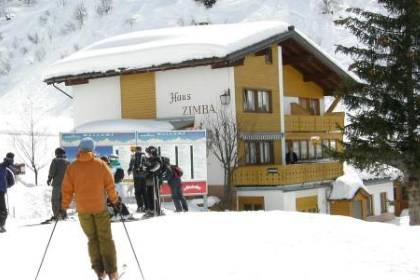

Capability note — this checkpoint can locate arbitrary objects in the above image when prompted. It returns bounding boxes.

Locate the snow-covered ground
[0,182,419,280]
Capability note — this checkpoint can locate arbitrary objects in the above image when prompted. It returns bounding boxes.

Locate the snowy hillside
[0,0,383,182]
[1,182,419,280]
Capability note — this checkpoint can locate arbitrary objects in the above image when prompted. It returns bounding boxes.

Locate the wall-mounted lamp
[220,89,231,105]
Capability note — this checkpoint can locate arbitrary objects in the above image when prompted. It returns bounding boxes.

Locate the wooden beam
[211,58,245,69]
[326,96,342,113]
[303,72,335,82]
[283,55,314,65]
[254,48,270,56]
[65,78,89,86]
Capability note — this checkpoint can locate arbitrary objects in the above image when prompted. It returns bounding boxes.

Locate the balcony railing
[285,112,344,132]
[233,162,343,186]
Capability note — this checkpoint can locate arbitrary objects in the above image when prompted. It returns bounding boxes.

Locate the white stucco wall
[155,65,235,123]
[236,189,284,211]
[236,187,329,212]
[72,76,122,127]
[155,66,236,186]
[283,97,299,115]
[365,181,395,215]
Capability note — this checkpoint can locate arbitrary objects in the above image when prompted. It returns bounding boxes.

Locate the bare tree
[9,99,51,185]
[200,108,241,209]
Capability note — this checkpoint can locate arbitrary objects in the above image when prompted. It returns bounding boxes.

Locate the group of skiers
[127,146,188,218]
[2,137,189,280]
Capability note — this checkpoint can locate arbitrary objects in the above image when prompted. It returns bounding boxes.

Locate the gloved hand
[46,179,52,186]
[113,201,122,214]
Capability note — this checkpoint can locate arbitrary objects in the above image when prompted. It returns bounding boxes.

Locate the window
[243,89,271,113]
[380,192,388,213]
[245,141,274,165]
[299,97,320,115]
[258,90,270,112]
[287,139,338,162]
[367,195,374,216]
[243,90,256,111]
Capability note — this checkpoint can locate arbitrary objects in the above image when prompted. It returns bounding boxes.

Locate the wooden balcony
[233,162,343,186]
[285,112,344,132]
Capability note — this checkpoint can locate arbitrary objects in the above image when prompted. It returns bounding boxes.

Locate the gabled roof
[42,21,356,93]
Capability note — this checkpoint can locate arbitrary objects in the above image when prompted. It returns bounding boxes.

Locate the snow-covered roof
[42,21,355,84]
[42,21,290,81]
[329,173,369,200]
[72,119,176,132]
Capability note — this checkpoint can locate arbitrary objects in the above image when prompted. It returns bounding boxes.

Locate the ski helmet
[145,146,158,156]
[55,147,66,157]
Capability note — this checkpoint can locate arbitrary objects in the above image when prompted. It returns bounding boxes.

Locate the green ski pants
[78,211,117,275]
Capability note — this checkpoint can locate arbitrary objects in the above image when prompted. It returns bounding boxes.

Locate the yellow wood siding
[238,196,265,211]
[330,200,352,217]
[283,65,324,98]
[233,162,343,186]
[121,73,156,119]
[330,190,369,220]
[296,195,318,212]
[235,45,281,133]
[285,113,345,133]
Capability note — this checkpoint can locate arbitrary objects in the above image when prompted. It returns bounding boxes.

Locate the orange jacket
[61,151,118,214]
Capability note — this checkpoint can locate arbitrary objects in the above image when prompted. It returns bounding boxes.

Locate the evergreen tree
[334,0,420,225]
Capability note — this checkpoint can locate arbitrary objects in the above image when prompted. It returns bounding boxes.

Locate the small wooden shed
[329,188,371,220]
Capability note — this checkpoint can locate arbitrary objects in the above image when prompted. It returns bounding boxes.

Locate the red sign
[160,180,207,196]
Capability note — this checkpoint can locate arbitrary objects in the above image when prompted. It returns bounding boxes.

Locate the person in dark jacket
[165,163,188,212]
[144,146,165,217]
[46,147,70,222]
[127,147,147,212]
[286,146,298,165]
[0,152,16,233]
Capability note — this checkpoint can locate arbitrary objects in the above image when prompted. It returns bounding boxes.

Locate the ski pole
[5,192,9,214]
[119,213,146,280]
[34,219,59,280]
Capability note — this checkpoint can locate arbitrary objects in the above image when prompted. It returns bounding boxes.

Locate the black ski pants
[0,192,7,226]
[133,177,147,209]
[169,181,188,212]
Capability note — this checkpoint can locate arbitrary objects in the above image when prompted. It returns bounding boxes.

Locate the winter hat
[78,137,95,152]
[5,152,14,160]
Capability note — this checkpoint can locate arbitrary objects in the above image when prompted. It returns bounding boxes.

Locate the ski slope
[0,184,419,280]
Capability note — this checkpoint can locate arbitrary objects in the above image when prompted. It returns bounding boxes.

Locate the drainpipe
[53,83,73,99]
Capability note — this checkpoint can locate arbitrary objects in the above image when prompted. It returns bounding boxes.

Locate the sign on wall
[60,130,208,196]
[60,132,137,172]
[136,130,207,196]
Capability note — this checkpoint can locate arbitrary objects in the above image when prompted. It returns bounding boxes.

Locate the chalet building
[43,21,396,219]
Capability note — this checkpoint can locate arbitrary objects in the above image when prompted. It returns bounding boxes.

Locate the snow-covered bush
[27,32,41,44]
[34,48,46,62]
[319,0,340,14]
[124,17,136,27]
[96,0,113,15]
[0,58,11,75]
[73,3,88,29]
[61,21,77,35]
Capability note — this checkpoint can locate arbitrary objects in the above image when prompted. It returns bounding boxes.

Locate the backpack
[134,152,146,169]
[171,165,183,178]
[114,168,124,183]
